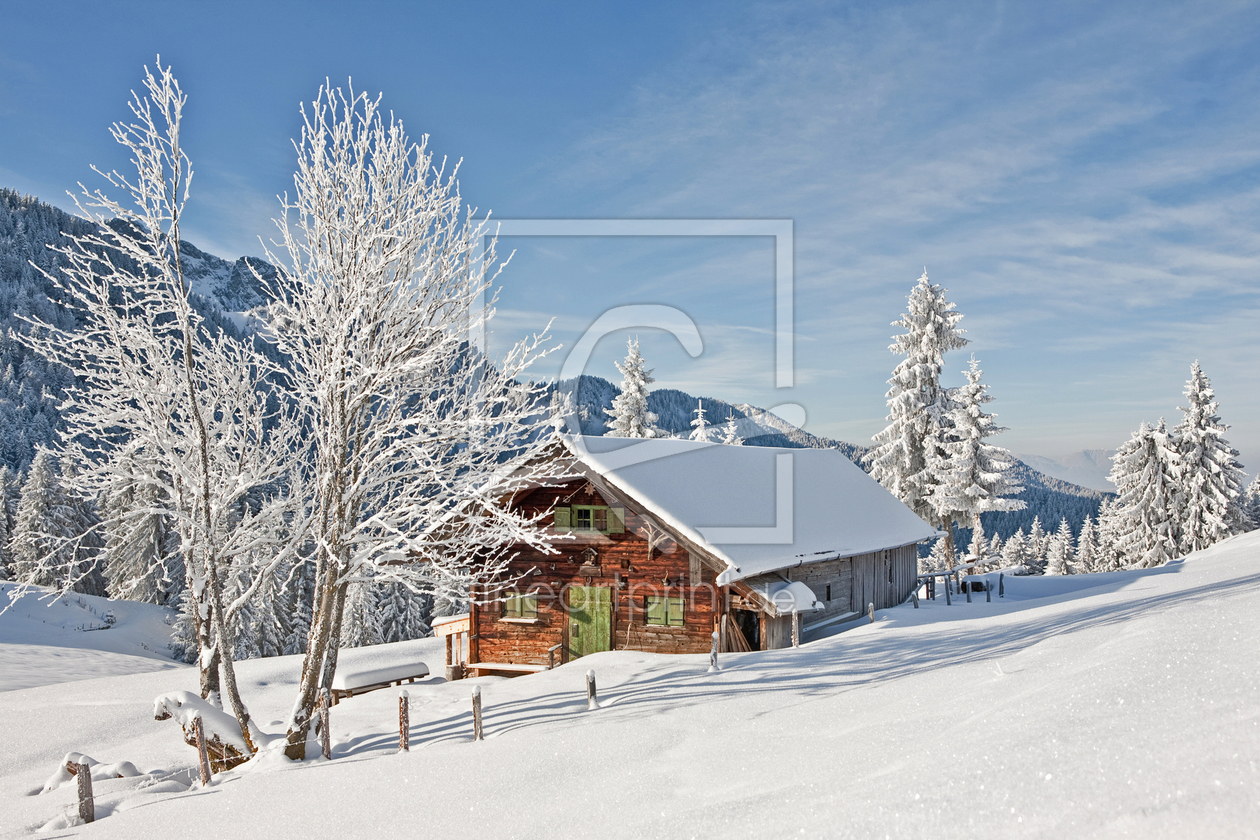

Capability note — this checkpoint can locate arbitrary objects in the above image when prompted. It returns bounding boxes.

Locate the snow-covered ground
[0,584,184,692]
[3,533,1259,838]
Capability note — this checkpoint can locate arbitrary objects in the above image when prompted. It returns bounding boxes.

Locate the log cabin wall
[473,480,721,667]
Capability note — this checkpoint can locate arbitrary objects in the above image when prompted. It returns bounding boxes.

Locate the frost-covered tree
[1174,362,1246,552]
[605,339,658,438]
[1026,516,1047,570]
[11,449,73,587]
[16,61,299,752]
[259,82,558,759]
[722,412,743,446]
[1109,420,1181,568]
[340,581,383,649]
[1044,518,1072,575]
[689,399,712,442]
[1094,498,1126,572]
[100,461,182,605]
[867,271,968,560]
[1075,515,1101,574]
[1244,475,1260,532]
[1000,529,1034,574]
[928,356,1025,556]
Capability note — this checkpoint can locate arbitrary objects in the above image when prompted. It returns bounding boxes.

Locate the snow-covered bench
[329,661,431,705]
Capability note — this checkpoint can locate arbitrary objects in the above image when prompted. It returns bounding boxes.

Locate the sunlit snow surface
[2,532,1259,837]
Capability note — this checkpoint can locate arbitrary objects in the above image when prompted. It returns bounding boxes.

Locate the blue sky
[2,1,1258,469]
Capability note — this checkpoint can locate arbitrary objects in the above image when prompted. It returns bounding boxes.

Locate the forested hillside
[0,189,269,472]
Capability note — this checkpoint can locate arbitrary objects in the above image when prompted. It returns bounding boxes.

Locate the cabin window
[554,505,625,534]
[503,593,538,620]
[645,596,684,627]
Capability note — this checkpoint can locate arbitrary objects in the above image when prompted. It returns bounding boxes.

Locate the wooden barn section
[459,436,938,677]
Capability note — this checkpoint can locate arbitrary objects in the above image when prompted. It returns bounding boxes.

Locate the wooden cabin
[460,436,938,677]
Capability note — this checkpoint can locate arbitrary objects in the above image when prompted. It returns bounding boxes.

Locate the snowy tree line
[865,274,1257,577]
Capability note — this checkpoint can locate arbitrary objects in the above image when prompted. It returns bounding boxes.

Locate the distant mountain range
[1016,450,1116,493]
[2,187,1112,543]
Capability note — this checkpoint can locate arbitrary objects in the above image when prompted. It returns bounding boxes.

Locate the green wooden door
[568,585,611,659]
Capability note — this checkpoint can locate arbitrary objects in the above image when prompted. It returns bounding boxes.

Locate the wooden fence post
[74,762,94,824]
[944,579,951,605]
[193,714,212,785]
[791,610,800,647]
[472,685,483,741]
[998,573,1004,598]
[586,669,598,710]
[399,690,410,753]
[319,688,332,760]
[986,580,991,602]
[912,586,919,608]
[708,630,720,672]
[965,580,972,603]
[867,602,875,624]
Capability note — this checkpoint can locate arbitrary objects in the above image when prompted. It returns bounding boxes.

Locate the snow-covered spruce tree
[1109,420,1181,568]
[987,532,1004,562]
[605,338,658,438]
[99,455,183,605]
[722,411,743,445]
[1245,475,1260,531]
[1000,529,1033,574]
[1094,498,1126,572]
[1075,515,1101,574]
[341,581,384,649]
[11,449,73,587]
[282,561,315,656]
[689,399,712,442]
[1045,518,1072,575]
[1174,362,1246,551]
[866,271,968,562]
[1026,516,1047,571]
[16,62,300,754]
[927,356,1025,559]
[259,83,559,760]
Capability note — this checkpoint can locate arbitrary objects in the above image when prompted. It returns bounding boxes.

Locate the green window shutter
[607,506,625,534]
[523,595,538,619]
[646,596,665,626]
[554,507,571,529]
[668,597,685,626]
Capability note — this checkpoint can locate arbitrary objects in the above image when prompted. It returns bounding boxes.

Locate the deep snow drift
[2,533,1258,838]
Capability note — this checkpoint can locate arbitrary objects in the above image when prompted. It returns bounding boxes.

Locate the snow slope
[2,533,1258,837]
[0,584,183,692]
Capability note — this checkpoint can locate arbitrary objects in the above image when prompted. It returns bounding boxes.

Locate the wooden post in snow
[999,573,1005,598]
[586,669,598,710]
[472,685,483,741]
[965,579,972,603]
[74,762,94,824]
[399,691,410,753]
[867,602,875,624]
[986,579,991,602]
[944,578,952,606]
[319,688,332,760]
[912,586,919,608]
[791,610,800,647]
[193,714,212,785]
[709,630,720,672]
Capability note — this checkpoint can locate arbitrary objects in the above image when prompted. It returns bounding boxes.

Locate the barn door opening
[568,585,611,659]
[732,609,760,650]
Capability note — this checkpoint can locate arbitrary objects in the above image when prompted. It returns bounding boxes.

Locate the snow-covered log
[153,691,252,771]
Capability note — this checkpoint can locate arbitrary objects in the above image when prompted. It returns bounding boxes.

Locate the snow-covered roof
[745,578,824,614]
[561,436,939,584]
